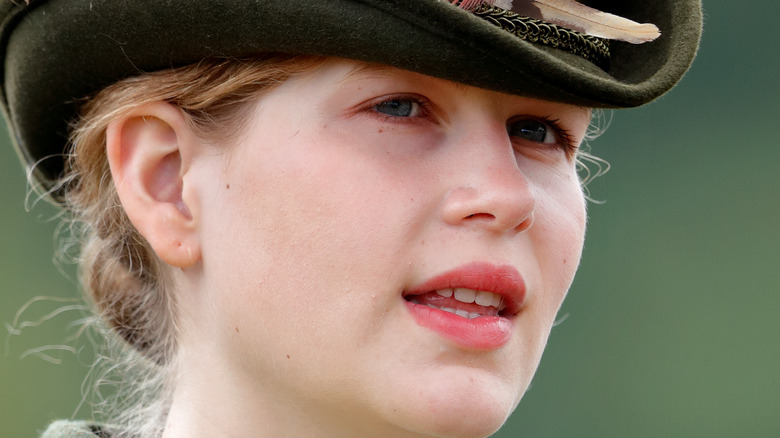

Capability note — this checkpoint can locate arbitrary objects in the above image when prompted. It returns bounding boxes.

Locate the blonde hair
[61,53,326,437]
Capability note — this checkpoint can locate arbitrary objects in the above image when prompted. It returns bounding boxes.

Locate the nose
[439,128,535,234]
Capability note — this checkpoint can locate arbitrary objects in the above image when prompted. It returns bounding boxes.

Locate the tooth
[455,309,469,318]
[492,294,502,309]
[435,288,453,298]
[475,291,495,306]
[453,288,476,304]
[441,307,455,314]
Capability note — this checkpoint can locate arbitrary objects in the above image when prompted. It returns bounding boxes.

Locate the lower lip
[404,301,513,350]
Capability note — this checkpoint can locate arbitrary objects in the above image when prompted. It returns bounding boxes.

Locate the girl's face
[183,60,589,437]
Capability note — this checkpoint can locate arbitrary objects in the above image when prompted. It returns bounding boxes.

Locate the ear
[106,101,201,268]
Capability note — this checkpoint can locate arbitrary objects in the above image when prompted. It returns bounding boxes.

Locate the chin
[401,400,516,438]
[386,368,527,438]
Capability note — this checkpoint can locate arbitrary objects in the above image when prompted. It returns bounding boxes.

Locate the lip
[403,262,526,350]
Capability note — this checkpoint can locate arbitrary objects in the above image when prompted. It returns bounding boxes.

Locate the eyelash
[510,115,578,156]
[368,96,577,156]
[369,94,431,122]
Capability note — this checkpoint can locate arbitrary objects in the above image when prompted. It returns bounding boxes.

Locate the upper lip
[403,262,526,316]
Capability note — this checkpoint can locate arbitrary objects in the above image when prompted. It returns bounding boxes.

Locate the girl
[0,1,701,437]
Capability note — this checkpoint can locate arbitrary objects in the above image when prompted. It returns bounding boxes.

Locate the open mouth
[404,288,507,319]
[402,263,524,349]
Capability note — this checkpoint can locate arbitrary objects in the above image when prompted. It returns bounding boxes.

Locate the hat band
[472,5,611,71]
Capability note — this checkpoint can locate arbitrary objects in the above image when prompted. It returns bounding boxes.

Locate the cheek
[533,163,587,255]
[543,181,586,271]
[192,134,441,413]
[528,173,587,320]
[542,185,587,270]
[198,132,414,337]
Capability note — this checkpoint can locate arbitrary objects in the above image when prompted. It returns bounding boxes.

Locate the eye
[507,119,555,144]
[373,97,422,118]
[507,117,578,157]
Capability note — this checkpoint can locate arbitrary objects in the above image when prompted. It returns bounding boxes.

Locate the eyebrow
[342,62,472,94]
[342,62,398,81]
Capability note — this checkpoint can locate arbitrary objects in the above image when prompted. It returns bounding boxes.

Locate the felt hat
[0,0,702,198]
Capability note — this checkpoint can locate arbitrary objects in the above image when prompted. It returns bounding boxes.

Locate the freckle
[378,128,384,133]
[235,327,239,333]
[226,184,230,189]
[286,354,291,359]
[420,239,425,246]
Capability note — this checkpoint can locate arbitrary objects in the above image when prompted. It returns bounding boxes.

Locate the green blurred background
[2,1,779,436]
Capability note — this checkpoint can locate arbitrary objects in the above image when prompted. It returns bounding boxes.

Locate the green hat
[0,0,701,198]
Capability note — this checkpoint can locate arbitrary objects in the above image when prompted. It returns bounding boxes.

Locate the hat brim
[0,0,702,194]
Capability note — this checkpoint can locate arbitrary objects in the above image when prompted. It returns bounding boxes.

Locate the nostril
[514,212,534,232]
[464,213,495,220]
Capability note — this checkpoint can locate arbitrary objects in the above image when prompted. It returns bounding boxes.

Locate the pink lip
[403,262,526,350]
